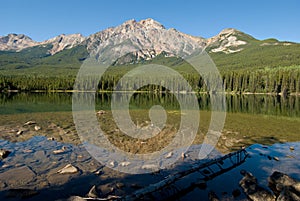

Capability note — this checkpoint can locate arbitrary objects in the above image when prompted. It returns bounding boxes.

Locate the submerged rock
[93,166,104,175]
[47,137,55,141]
[53,146,67,154]
[57,164,79,174]
[109,161,116,167]
[17,130,23,135]
[181,152,187,160]
[87,185,100,198]
[239,171,275,201]
[165,152,173,158]
[277,186,300,201]
[0,149,11,159]
[269,171,298,190]
[269,171,300,200]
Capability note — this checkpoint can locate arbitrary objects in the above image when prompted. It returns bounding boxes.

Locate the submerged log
[124,149,248,200]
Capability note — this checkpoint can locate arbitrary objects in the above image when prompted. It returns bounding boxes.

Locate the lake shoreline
[2,89,300,96]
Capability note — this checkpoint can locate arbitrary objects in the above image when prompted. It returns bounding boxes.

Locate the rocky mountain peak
[0,19,263,56]
[139,18,165,30]
[0,33,38,51]
[207,28,248,54]
[218,28,239,36]
[41,33,86,55]
[87,18,206,63]
[0,33,85,54]
[121,18,165,30]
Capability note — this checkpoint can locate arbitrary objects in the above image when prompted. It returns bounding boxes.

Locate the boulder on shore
[268,171,300,201]
[239,170,276,201]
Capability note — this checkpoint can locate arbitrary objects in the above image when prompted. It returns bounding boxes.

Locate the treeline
[0,75,75,91]
[1,66,300,94]
[221,66,300,94]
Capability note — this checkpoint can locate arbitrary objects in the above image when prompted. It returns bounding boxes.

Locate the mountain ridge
[0,18,299,73]
[1,18,295,56]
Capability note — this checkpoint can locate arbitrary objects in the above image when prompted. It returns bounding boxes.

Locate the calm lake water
[1,92,300,116]
[0,92,299,200]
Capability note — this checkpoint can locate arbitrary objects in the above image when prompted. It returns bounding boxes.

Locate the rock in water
[47,137,55,141]
[239,171,275,201]
[57,164,79,174]
[181,152,187,160]
[109,161,116,167]
[87,185,100,198]
[269,171,298,190]
[0,149,11,159]
[165,152,173,158]
[269,171,300,200]
[277,186,300,201]
[17,130,23,135]
[53,146,67,154]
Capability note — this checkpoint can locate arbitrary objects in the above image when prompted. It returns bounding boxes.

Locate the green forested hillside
[0,37,299,94]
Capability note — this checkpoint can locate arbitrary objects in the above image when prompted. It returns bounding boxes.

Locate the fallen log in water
[69,149,248,201]
[123,149,248,201]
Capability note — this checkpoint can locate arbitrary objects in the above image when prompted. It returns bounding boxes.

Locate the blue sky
[0,0,299,42]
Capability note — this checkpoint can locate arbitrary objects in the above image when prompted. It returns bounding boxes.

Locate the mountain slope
[0,18,299,74]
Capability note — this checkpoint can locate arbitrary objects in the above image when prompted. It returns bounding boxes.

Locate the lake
[0,92,299,200]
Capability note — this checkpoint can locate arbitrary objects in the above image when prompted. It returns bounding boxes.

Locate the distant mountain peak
[139,18,165,29]
[121,18,165,29]
[0,33,38,51]
[87,18,206,62]
[0,19,295,57]
[206,28,251,54]
[218,28,239,35]
[41,33,86,55]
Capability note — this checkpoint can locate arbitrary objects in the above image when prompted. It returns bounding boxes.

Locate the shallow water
[0,136,299,200]
[0,92,300,200]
